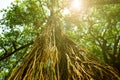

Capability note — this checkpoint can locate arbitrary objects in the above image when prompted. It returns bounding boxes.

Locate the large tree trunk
[8,17,120,80]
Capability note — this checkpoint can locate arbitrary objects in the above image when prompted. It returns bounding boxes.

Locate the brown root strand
[8,21,120,80]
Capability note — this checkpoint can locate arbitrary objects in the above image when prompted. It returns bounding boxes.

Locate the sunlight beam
[63,0,83,15]
[70,0,82,11]
[63,8,70,15]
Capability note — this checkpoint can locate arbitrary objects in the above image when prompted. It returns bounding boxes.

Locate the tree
[0,0,120,80]
[72,3,120,73]
[63,0,120,74]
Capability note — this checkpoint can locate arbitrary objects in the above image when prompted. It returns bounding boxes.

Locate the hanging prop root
[8,25,120,80]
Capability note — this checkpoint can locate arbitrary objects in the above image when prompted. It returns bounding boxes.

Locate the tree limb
[89,0,120,6]
[0,41,34,61]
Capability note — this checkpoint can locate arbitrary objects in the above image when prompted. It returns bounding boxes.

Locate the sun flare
[63,8,70,15]
[63,0,83,15]
[72,0,81,8]
[70,0,82,11]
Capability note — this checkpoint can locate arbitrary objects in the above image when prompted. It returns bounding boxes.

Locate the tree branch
[89,0,120,6]
[113,36,120,55]
[0,41,34,61]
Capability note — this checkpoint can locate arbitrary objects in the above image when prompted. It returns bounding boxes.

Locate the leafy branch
[0,41,33,61]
